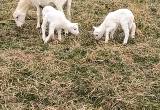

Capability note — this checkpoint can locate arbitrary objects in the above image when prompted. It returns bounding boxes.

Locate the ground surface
[0,0,160,110]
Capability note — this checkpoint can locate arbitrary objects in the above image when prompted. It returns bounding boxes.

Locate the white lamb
[41,6,79,43]
[93,9,136,45]
[13,0,72,29]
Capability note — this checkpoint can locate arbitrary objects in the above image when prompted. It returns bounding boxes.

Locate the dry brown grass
[0,0,160,110]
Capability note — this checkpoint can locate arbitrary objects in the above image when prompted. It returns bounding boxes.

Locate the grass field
[0,0,160,109]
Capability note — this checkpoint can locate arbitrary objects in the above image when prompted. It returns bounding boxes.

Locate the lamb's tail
[129,13,135,30]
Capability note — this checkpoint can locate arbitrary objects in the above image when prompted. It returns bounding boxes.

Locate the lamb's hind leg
[57,29,62,41]
[131,22,136,39]
[67,0,72,21]
[65,0,72,35]
[121,23,130,45]
[44,24,55,43]
[41,18,47,42]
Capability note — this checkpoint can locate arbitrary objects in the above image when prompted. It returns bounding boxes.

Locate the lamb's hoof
[105,41,109,44]
[39,30,42,34]
[132,37,135,39]
[44,40,48,44]
[58,38,62,42]
[36,25,41,29]
[123,43,127,46]
[36,27,41,30]
[131,36,135,39]
[111,37,114,40]
[51,37,55,41]
[42,37,45,41]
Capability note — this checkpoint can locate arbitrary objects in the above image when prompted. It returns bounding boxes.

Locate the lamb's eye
[74,28,76,30]
[16,16,19,19]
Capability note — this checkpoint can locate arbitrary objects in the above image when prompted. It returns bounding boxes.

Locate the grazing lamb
[93,9,136,45]
[13,0,72,28]
[41,6,79,43]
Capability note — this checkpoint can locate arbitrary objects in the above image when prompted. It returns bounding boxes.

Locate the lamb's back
[42,6,65,23]
[105,9,134,24]
[31,0,67,7]
[114,9,134,20]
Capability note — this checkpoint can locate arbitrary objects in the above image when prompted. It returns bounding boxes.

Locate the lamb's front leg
[110,24,118,39]
[110,29,116,39]
[105,30,110,43]
[36,7,41,28]
[57,29,62,41]
[131,22,136,39]
[57,6,68,36]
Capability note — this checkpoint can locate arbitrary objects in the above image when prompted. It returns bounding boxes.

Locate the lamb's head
[68,23,79,35]
[13,10,26,27]
[93,26,103,40]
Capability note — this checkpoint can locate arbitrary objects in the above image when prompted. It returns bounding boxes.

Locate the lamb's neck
[99,21,106,34]
[16,0,31,13]
[64,19,72,29]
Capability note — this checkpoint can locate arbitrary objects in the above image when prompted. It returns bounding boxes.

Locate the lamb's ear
[88,31,93,35]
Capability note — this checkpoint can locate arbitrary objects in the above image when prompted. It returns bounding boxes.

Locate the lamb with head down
[41,6,79,43]
[13,0,72,29]
[93,9,136,45]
